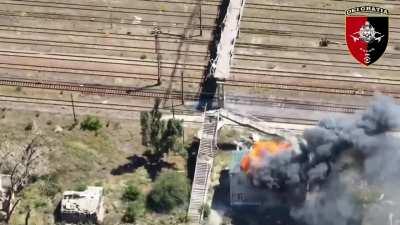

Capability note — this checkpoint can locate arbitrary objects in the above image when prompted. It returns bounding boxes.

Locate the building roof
[0,174,11,190]
[61,186,103,215]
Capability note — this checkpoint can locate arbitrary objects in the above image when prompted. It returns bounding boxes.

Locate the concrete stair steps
[188,111,219,224]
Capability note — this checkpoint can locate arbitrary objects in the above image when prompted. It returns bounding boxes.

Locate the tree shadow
[143,152,175,181]
[186,139,200,182]
[217,143,237,151]
[110,154,175,181]
[162,3,201,107]
[110,155,147,175]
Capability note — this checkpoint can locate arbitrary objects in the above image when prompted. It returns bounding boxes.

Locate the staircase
[187,110,219,224]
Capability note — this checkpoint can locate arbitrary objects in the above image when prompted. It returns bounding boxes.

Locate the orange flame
[240,140,292,173]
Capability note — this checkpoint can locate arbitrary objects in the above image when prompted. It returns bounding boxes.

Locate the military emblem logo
[345,6,389,65]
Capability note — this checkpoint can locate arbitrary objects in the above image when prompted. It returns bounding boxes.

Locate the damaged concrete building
[0,174,11,215]
[230,150,264,206]
[60,186,105,224]
[229,137,306,207]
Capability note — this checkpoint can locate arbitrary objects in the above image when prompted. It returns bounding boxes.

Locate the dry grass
[0,109,191,225]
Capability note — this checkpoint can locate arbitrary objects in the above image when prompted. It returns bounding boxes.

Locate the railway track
[1,1,400,45]
[2,59,400,99]
[2,68,399,100]
[2,49,400,96]
[5,0,400,19]
[1,48,400,83]
[225,95,365,113]
[1,26,400,61]
[1,22,399,71]
[0,77,198,100]
[0,19,398,47]
[1,0,399,77]
[0,75,372,115]
[0,93,332,127]
[0,94,169,112]
[4,59,400,87]
[2,24,400,59]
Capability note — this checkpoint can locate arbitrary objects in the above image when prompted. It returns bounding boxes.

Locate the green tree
[161,119,183,154]
[147,171,189,212]
[140,112,150,146]
[140,99,183,159]
[149,98,165,152]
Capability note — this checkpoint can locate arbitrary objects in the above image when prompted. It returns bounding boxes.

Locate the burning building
[230,150,262,206]
[240,139,296,188]
[230,138,305,207]
[229,96,400,225]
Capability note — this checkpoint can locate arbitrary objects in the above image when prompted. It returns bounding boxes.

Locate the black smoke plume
[251,96,400,225]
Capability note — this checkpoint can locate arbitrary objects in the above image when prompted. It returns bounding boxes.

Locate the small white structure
[0,174,11,213]
[61,186,105,224]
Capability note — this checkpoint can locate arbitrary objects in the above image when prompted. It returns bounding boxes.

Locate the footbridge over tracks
[188,0,247,220]
[208,0,246,80]
[198,0,246,110]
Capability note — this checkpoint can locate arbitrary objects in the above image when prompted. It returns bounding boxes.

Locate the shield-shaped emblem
[346,16,388,65]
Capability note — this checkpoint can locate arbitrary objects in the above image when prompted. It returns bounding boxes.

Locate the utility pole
[199,0,203,36]
[181,71,184,105]
[70,93,77,123]
[151,26,162,85]
[171,99,175,119]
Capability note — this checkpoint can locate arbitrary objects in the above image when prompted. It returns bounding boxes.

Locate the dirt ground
[0,107,197,225]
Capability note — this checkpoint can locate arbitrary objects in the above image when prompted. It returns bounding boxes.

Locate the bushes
[73,182,87,192]
[147,171,189,212]
[25,122,33,131]
[121,172,190,223]
[38,175,61,197]
[123,200,145,223]
[122,183,145,223]
[122,184,141,202]
[80,116,102,132]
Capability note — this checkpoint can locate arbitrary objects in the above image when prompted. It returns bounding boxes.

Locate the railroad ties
[0,77,198,101]
[187,110,219,224]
